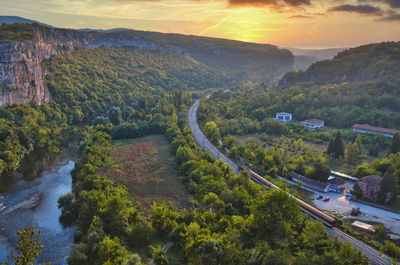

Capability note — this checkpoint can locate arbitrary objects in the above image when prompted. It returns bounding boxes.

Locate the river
[0,159,75,264]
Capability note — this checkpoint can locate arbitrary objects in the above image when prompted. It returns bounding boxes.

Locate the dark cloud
[359,0,400,9]
[385,0,400,8]
[328,4,384,15]
[379,13,400,20]
[229,0,310,8]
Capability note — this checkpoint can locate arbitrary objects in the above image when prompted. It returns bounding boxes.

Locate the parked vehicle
[323,197,330,202]
[351,207,361,216]
[328,184,343,193]
[316,195,323,200]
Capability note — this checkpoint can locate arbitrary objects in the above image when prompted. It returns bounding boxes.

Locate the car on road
[316,195,323,200]
[323,197,330,202]
[351,207,361,216]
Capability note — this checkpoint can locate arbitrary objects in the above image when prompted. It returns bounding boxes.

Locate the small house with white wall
[274,112,292,123]
[301,119,324,130]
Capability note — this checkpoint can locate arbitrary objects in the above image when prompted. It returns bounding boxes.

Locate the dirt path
[147,242,174,265]
[163,242,174,252]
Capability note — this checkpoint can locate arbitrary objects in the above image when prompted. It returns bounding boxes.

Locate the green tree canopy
[388,133,400,155]
[327,131,345,158]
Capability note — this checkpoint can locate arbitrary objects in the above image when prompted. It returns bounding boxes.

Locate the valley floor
[100,135,191,211]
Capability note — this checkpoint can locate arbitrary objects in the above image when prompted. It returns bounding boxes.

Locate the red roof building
[356,175,382,201]
[352,124,400,138]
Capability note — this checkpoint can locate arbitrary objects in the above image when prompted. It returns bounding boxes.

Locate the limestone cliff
[0,26,178,106]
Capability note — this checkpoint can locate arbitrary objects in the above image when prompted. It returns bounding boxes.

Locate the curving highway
[187,100,239,174]
[187,100,395,265]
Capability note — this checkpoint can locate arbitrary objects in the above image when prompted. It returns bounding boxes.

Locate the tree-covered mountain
[280,42,400,87]
[292,55,318,71]
[83,29,294,84]
[286,47,347,70]
[44,47,230,123]
[0,23,34,44]
[286,47,346,60]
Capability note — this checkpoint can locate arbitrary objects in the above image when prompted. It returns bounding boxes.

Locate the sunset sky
[2,0,400,48]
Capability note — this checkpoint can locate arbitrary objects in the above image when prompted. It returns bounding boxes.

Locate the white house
[301,119,324,130]
[274,112,292,123]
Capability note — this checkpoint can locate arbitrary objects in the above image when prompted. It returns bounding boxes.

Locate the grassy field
[100,135,190,212]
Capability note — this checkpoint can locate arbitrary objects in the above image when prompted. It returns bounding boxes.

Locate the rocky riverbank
[0,191,41,217]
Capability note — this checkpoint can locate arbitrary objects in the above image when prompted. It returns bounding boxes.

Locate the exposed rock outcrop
[0,26,178,106]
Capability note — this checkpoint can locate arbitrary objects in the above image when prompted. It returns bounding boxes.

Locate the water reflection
[0,159,75,265]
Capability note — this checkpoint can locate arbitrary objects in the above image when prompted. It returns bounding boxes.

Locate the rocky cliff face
[0,26,178,106]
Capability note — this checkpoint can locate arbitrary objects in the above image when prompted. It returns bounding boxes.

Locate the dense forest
[43,47,229,124]
[118,29,294,83]
[0,102,65,187]
[0,23,33,43]
[209,81,400,129]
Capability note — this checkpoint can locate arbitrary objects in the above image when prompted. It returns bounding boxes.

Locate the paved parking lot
[312,183,400,235]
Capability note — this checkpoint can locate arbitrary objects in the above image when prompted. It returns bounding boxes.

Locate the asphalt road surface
[187,100,395,265]
[187,100,239,174]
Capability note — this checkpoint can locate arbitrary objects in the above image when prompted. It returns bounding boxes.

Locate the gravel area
[312,186,400,235]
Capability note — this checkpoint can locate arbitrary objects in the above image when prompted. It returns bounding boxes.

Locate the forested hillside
[198,80,400,132]
[116,29,294,83]
[280,42,400,87]
[276,80,400,128]
[0,23,33,43]
[44,47,229,124]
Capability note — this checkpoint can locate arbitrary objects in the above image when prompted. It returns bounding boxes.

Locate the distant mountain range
[284,47,348,71]
[0,16,51,27]
[285,47,347,61]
